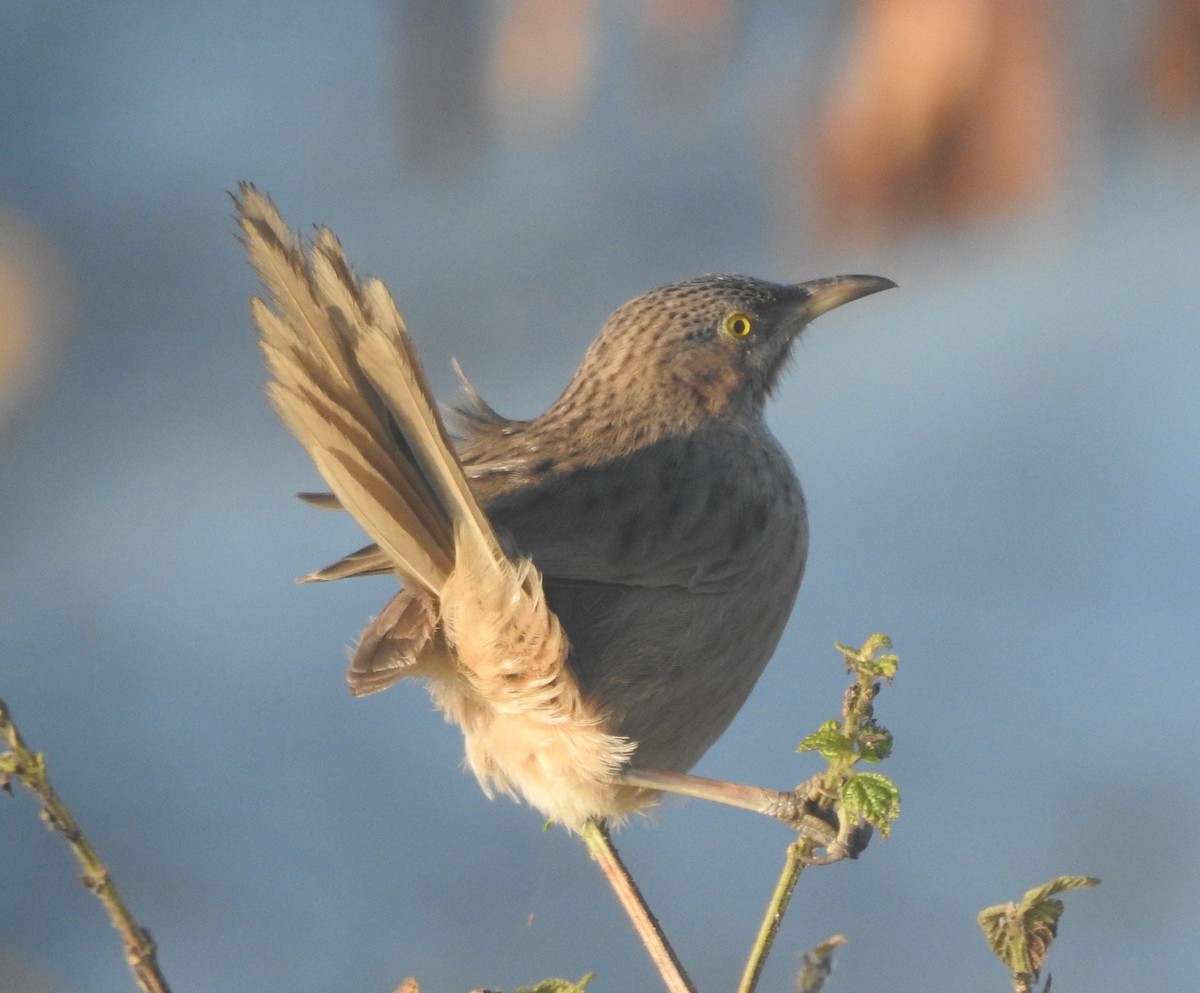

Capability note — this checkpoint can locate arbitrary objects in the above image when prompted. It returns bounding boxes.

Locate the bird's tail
[236,186,638,826]
[235,183,496,597]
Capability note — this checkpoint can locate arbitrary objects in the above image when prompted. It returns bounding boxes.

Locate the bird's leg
[620,769,870,865]
[580,819,696,993]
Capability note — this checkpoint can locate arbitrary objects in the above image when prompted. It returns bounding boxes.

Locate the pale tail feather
[350,288,501,577]
[241,186,456,590]
[238,185,638,826]
[347,589,444,696]
[264,348,453,590]
[299,542,393,583]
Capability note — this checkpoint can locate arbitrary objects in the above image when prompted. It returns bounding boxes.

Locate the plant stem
[0,698,171,993]
[580,819,695,993]
[736,838,810,993]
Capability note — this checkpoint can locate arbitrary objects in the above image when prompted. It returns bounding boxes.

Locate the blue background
[2,3,1198,991]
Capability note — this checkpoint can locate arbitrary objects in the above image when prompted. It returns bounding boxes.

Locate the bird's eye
[723,312,753,339]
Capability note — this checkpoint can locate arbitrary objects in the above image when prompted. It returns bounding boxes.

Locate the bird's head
[561,273,895,431]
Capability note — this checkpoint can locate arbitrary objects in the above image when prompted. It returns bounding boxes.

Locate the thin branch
[736,837,811,993]
[0,697,171,993]
[579,819,695,993]
[737,635,900,992]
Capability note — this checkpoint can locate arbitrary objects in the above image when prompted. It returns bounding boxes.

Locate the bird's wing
[482,431,806,595]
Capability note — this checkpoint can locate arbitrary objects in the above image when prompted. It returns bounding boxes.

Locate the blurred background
[2,1,1199,991]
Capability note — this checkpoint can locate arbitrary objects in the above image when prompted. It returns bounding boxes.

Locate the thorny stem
[0,698,171,993]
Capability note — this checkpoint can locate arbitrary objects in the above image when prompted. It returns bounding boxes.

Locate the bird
[235,183,894,832]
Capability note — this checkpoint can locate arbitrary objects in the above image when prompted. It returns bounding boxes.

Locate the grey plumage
[236,183,893,828]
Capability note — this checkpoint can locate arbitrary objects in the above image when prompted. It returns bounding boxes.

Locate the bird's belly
[546,540,805,772]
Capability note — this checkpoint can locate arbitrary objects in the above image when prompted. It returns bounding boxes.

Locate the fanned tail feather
[238,184,476,592]
[236,184,640,827]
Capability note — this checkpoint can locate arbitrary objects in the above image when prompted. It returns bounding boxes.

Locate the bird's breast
[482,422,808,772]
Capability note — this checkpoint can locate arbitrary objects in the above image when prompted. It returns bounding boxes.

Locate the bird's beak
[795,274,897,320]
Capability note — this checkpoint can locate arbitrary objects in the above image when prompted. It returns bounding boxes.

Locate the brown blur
[810,0,1063,243]
[0,210,73,431]
[388,0,1199,247]
[5,1,1199,420]
[1147,0,1200,116]
[490,0,599,141]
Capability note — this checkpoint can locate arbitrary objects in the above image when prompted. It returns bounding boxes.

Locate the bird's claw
[769,780,873,864]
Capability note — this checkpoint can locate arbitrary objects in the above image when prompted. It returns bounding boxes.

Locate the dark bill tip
[794,274,897,320]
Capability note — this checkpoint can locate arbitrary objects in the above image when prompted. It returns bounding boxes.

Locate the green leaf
[797,721,853,759]
[516,975,593,993]
[834,634,897,681]
[862,653,899,680]
[978,901,1034,975]
[797,934,847,993]
[840,772,900,835]
[857,726,893,763]
[978,877,1099,980]
[860,632,892,654]
[1021,876,1100,905]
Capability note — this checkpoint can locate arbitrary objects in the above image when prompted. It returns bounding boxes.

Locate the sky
[2,3,1199,992]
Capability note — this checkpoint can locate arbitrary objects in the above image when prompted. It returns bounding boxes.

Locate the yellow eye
[723,311,752,338]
